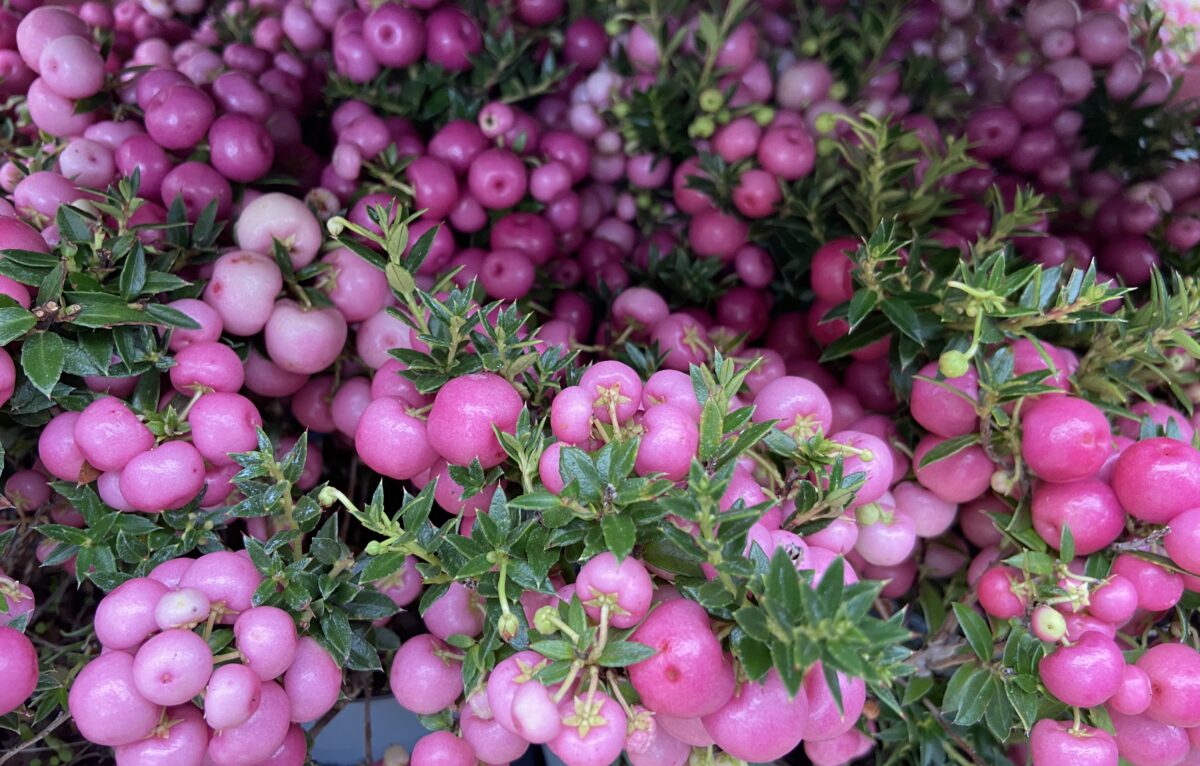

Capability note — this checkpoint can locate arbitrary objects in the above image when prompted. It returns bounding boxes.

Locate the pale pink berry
[114,702,210,766]
[910,361,980,437]
[233,606,298,680]
[69,652,162,746]
[206,681,291,766]
[701,669,808,762]
[205,663,263,731]
[0,627,37,716]
[575,552,653,629]
[283,637,341,723]
[389,634,463,715]
[132,628,214,706]
[95,577,170,650]
[547,691,627,766]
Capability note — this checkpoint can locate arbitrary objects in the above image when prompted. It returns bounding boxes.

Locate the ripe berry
[1134,643,1200,727]
[283,637,341,723]
[426,373,523,469]
[389,634,464,715]
[1021,396,1112,483]
[205,663,263,731]
[1111,437,1200,524]
[233,606,298,681]
[132,628,214,706]
[627,599,735,718]
[1038,631,1124,707]
[1029,719,1118,766]
[701,669,808,762]
[206,680,291,766]
[69,651,162,746]
[0,627,37,716]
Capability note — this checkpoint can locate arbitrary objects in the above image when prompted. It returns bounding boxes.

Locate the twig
[0,709,71,765]
[363,688,374,766]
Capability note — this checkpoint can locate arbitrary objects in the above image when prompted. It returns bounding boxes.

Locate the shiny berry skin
[1111,438,1200,523]
[1029,719,1118,766]
[701,669,809,762]
[910,361,980,438]
[1021,396,1112,483]
[0,627,37,716]
[1039,631,1124,707]
[1031,478,1125,555]
[627,599,735,718]
[69,651,162,747]
[426,373,523,469]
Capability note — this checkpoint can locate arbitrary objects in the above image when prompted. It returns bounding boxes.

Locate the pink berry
[188,393,262,467]
[179,551,263,622]
[119,440,206,513]
[752,375,833,442]
[205,663,263,731]
[1022,396,1112,483]
[389,634,463,715]
[69,651,162,746]
[1164,507,1200,574]
[132,628,214,706]
[1111,553,1184,612]
[1087,574,1138,625]
[355,397,439,480]
[1135,642,1200,727]
[575,552,653,629]
[423,581,484,640]
[1111,438,1200,524]
[74,396,154,473]
[701,669,808,762]
[206,681,291,766]
[233,606,298,680]
[1109,710,1191,766]
[1109,664,1153,716]
[283,637,341,723]
[0,626,37,716]
[95,577,170,649]
[234,193,323,270]
[114,702,210,766]
[913,434,996,503]
[628,599,735,718]
[1030,719,1118,766]
[460,700,529,764]
[426,373,523,469]
[803,662,866,742]
[910,361,980,438]
[1031,478,1125,555]
[635,403,699,481]
[155,587,210,630]
[410,731,475,766]
[264,300,348,375]
[547,691,627,766]
[204,251,284,337]
[1039,631,1124,707]
[977,566,1027,619]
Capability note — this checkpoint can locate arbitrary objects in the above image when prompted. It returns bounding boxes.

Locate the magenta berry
[426,373,523,469]
[1030,719,1118,766]
[1110,664,1153,716]
[1111,438,1200,524]
[355,397,439,480]
[1134,642,1200,727]
[628,599,735,718]
[1038,631,1124,707]
[913,434,996,503]
[1021,396,1112,483]
[977,566,1027,619]
[1031,478,1125,555]
[910,361,980,438]
[575,552,654,629]
[233,606,298,681]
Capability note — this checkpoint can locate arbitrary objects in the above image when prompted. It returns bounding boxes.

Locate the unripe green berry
[938,350,970,379]
[698,89,724,113]
[534,606,560,635]
[689,116,716,139]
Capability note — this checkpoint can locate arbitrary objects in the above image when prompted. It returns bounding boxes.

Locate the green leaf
[600,515,637,562]
[1058,524,1075,564]
[530,640,576,661]
[321,609,353,664]
[559,447,601,501]
[952,602,993,662]
[597,640,656,667]
[698,397,723,463]
[119,245,147,300]
[21,332,64,397]
[880,297,925,342]
[951,670,991,725]
[0,306,35,345]
[917,433,980,468]
[846,290,877,331]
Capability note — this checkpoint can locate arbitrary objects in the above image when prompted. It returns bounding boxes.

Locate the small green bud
[698,88,724,113]
[814,112,837,136]
[715,108,732,124]
[498,612,519,641]
[990,470,1014,495]
[938,350,971,379]
[611,101,630,119]
[817,137,838,157]
[604,19,623,37]
[688,116,716,139]
[829,81,848,101]
[534,606,560,635]
[317,486,339,507]
[856,502,881,526]
[800,38,820,56]
[752,106,775,126]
